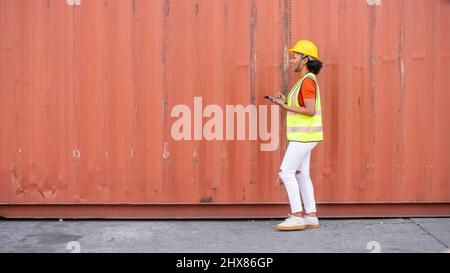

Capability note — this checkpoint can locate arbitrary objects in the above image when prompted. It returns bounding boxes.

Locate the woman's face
[290,52,305,72]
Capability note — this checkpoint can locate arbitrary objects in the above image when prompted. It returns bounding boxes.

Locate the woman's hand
[272,98,288,109]
[271,91,287,109]
[273,92,287,102]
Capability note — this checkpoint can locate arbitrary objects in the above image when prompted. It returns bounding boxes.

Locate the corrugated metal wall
[1,0,449,218]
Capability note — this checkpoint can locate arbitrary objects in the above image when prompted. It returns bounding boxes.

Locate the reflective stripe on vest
[287,126,323,133]
[287,109,322,116]
[286,72,323,142]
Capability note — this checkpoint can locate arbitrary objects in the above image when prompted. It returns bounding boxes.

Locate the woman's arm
[273,98,316,116]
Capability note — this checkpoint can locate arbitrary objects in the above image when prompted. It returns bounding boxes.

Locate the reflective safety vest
[286,72,323,142]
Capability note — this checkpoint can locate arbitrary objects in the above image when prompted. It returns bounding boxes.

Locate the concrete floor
[0,218,449,253]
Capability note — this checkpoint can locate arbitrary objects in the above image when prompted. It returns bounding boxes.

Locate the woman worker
[270,40,324,231]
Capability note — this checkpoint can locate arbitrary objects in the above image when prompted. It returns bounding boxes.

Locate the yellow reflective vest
[286,72,323,142]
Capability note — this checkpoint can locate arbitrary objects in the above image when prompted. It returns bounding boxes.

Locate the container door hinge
[366,0,381,6]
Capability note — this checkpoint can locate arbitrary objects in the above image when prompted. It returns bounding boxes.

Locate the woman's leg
[279,142,314,215]
[296,142,318,215]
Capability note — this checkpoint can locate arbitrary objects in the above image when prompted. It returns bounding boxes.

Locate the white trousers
[279,141,318,214]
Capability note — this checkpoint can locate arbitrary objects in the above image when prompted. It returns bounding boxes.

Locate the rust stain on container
[0,0,449,218]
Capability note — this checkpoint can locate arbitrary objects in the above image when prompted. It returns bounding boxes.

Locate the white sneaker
[303,216,320,229]
[276,215,306,231]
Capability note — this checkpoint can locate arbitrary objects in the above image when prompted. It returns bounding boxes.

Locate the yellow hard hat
[288,40,320,61]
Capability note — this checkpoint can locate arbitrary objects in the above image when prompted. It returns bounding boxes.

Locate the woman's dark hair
[306,57,323,75]
[301,54,323,75]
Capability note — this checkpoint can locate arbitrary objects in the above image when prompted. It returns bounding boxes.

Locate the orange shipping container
[0,0,449,218]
